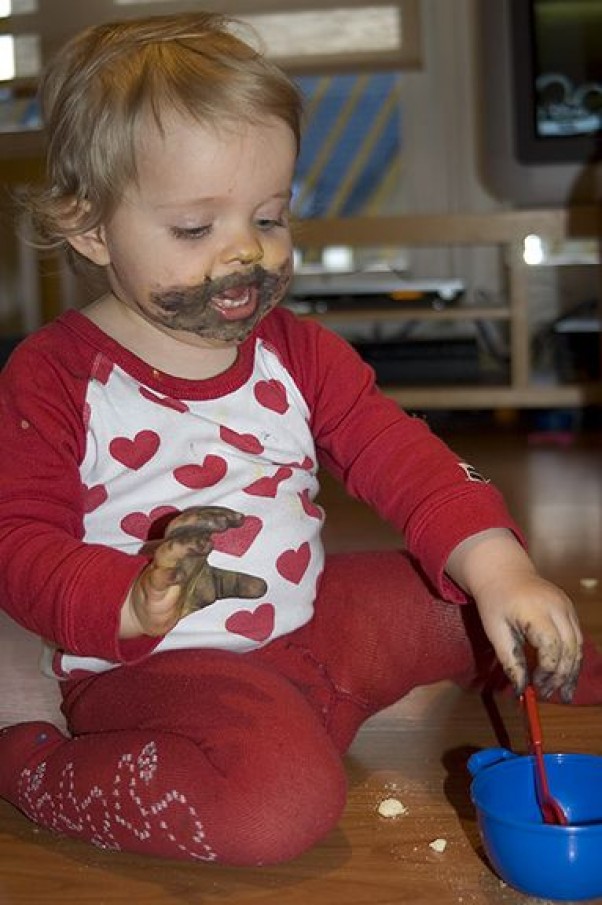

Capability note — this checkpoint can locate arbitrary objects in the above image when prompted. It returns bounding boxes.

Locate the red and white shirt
[0,306,521,678]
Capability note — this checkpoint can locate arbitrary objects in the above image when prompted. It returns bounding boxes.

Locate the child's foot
[0,721,65,803]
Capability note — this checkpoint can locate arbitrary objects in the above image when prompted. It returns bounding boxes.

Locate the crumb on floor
[377,797,408,818]
[429,838,447,853]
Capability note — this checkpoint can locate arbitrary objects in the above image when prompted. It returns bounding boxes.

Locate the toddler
[0,12,600,866]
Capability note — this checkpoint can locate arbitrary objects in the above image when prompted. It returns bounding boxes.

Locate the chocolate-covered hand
[121,507,267,638]
[446,527,583,702]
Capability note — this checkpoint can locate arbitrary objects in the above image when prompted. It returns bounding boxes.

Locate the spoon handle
[522,684,569,826]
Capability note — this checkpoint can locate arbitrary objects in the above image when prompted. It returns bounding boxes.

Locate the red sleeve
[0,324,159,662]
[260,309,525,602]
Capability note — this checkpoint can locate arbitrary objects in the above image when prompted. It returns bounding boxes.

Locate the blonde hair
[24,12,302,247]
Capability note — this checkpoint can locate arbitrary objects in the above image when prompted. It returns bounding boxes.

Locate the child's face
[75,113,297,347]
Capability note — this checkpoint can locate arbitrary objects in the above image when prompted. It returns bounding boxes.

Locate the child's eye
[256,217,287,231]
[170,225,211,240]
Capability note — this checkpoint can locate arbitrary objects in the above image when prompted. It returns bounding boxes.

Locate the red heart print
[212,515,263,556]
[219,425,264,455]
[225,603,275,643]
[121,506,179,541]
[254,379,289,414]
[173,456,227,489]
[139,387,189,413]
[282,456,314,471]
[276,542,311,584]
[299,489,322,520]
[243,466,292,498]
[110,430,160,471]
[83,484,108,514]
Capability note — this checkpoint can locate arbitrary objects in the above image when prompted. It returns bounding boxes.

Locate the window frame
[0,0,421,160]
[1,0,421,75]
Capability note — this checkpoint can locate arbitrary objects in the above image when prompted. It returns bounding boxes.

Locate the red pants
[1,551,598,865]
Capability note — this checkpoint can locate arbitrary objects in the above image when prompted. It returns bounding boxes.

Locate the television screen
[478,0,601,205]
[512,0,602,163]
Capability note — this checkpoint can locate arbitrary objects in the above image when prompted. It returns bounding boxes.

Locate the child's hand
[446,528,583,702]
[473,572,583,702]
[121,506,267,638]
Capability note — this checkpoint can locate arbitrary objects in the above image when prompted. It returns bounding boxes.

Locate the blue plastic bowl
[468,747,602,901]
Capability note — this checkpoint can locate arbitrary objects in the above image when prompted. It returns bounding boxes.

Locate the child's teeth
[218,296,246,308]
[216,290,249,308]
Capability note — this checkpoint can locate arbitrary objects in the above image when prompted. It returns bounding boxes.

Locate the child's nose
[220,232,264,267]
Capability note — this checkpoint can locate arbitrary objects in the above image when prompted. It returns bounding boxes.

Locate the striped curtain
[293,72,403,219]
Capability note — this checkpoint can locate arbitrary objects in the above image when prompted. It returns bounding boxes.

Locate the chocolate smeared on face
[149,260,292,343]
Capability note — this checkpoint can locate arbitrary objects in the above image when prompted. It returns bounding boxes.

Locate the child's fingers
[140,508,243,558]
[211,567,267,600]
[153,526,213,568]
[491,611,582,701]
[165,506,243,538]
[179,566,267,616]
[488,620,528,696]
[524,614,583,701]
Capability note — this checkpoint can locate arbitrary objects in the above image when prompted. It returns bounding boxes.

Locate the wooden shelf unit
[292,207,601,410]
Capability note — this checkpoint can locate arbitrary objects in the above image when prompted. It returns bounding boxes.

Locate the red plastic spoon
[522,684,569,826]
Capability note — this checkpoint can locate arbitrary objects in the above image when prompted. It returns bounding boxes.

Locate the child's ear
[67,226,111,267]
[58,197,111,267]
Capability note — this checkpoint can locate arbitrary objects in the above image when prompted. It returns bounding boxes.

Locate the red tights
[1,551,601,865]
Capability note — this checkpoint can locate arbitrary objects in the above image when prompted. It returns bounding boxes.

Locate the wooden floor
[1,423,601,905]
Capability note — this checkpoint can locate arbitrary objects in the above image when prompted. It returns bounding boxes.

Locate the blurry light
[242,6,401,58]
[322,245,354,272]
[523,234,545,266]
[0,35,15,81]
[12,32,41,78]
[1,0,38,13]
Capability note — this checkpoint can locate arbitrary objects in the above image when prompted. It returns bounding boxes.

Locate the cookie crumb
[429,837,447,853]
[377,797,408,818]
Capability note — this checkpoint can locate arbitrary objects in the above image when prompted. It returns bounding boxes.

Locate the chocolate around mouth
[149,261,292,342]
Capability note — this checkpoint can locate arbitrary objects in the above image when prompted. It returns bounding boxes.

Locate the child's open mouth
[150,260,293,339]
[211,285,258,321]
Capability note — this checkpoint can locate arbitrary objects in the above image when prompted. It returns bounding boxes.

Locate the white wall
[401,0,503,301]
